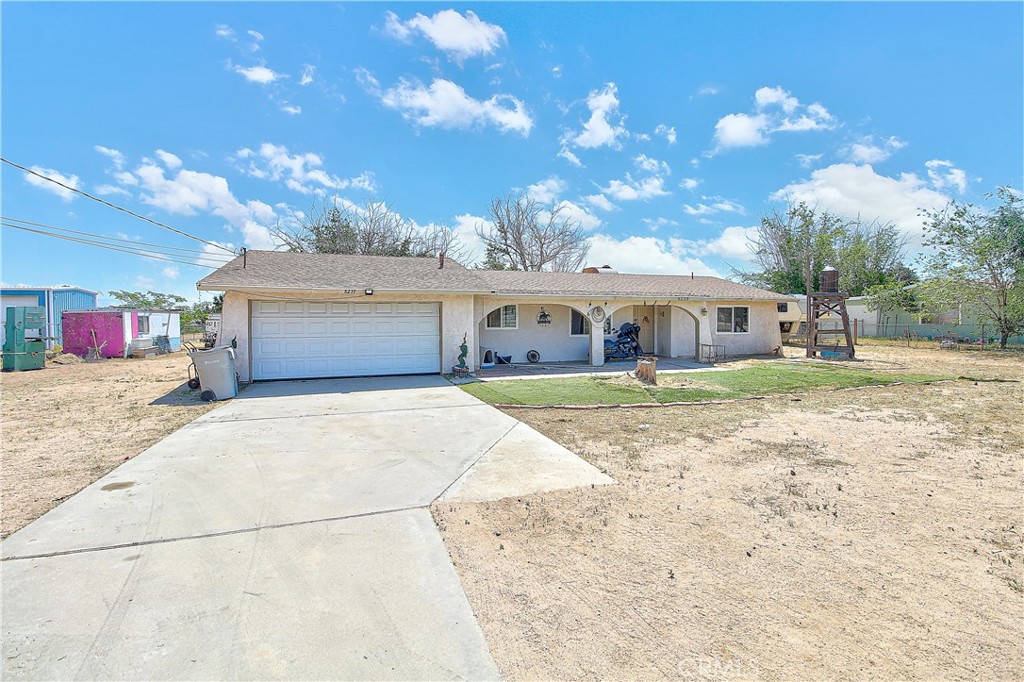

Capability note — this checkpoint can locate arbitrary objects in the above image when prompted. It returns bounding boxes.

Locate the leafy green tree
[916,186,1023,348]
[739,202,911,296]
[108,290,187,310]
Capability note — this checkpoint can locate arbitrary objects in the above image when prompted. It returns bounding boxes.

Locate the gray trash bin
[189,346,238,401]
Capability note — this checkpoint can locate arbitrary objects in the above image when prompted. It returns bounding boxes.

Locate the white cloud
[601,174,670,201]
[215,25,235,39]
[247,29,264,42]
[558,146,582,167]
[233,64,283,84]
[795,153,823,168]
[24,166,80,202]
[374,76,533,136]
[634,154,670,175]
[384,9,506,63]
[711,86,836,153]
[526,176,566,203]
[682,196,745,216]
[641,217,678,232]
[845,136,906,163]
[134,275,156,289]
[155,149,182,169]
[236,143,376,194]
[95,184,131,197]
[299,64,315,86]
[451,212,489,265]
[586,234,720,276]
[114,171,138,186]
[129,157,278,249]
[552,65,562,79]
[280,104,302,115]
[673,225,758,261]
[162,266,180,279]
[713,113,770,148]
[654,124,677,144]
[564,83,628,150]
[95,145,125,170]
[925,159,968,194]
[584,194,616,211]
[771,163,952,244]
[755,86,799,114]
[680,178,700,190]
[696,85,720,97]
[554,200,602,232]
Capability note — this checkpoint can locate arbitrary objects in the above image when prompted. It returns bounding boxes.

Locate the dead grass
[434,345,1024,681]
[0,353,216,538]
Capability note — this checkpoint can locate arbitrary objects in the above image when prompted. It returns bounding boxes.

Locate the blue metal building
[0,286,99,349]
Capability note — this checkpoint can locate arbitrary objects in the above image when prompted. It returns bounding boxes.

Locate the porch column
[590,325,605,366]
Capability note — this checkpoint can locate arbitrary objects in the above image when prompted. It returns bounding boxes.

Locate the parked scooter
[604,322,644,360]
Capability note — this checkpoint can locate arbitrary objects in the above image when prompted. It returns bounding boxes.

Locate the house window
[603,316,613,335]
[570,309,591,336]
[138,315,150,335]
[716,306,750,333]
[777,302,788,313]
[486,305,518,329]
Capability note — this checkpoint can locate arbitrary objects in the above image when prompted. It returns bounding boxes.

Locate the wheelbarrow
[183,341,202,389]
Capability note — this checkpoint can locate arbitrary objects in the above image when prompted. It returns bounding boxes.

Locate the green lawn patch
[460,364,950,406]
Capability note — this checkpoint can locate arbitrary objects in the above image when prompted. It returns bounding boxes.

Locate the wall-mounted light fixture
[700,304,708,316]
[364,289,374,296]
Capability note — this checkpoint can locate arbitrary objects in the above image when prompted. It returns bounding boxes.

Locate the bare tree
[273,198,464,260]
[476,191,590,271]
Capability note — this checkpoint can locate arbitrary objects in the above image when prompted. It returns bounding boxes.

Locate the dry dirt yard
[1,352,216,538]
[435,345,1024,681]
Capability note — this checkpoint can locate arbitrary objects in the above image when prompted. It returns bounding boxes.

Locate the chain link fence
[789,321,1023,351]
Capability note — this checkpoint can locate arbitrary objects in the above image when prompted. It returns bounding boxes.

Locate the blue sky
[3,2,1022,304]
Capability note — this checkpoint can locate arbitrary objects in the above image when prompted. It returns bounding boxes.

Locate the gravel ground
[435,345,1024,681]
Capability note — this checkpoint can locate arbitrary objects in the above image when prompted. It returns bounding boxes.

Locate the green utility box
[3,306,47,371]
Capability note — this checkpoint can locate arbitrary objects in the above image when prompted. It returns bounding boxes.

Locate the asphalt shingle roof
[197,251,792,301]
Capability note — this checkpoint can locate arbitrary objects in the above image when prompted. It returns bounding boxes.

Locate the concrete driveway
[1,375,612,680]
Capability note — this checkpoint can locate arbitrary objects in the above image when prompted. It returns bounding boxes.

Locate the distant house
[0,286,98,349]
[62,309,182,358]
[197,251,796,382]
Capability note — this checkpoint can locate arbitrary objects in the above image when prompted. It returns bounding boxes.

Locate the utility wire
[1,156,237,255]
[2,222,231,269]
[2,216,227,257]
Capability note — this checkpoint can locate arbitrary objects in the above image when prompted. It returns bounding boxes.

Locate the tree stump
[636,356,657,385]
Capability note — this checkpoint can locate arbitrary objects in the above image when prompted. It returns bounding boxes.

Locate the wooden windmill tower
[806,266,855,359]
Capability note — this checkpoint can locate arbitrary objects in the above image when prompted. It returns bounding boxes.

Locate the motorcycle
[604,322,644,360]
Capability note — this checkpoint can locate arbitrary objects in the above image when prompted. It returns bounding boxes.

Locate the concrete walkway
[1,375,612,680]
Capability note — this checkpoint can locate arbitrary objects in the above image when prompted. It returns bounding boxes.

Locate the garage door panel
[252,300,440,380]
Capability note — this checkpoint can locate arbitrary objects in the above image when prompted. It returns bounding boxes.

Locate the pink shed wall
[130,311,139,338]
[61,311,128,358]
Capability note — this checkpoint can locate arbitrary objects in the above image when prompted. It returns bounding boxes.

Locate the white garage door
[251,300,440,380]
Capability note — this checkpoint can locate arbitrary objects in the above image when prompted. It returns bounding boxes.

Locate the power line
[2,216,227,257]
[2,222,233,269]
[1,156,237,255]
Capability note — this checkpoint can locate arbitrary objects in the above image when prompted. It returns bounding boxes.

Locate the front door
[633,306,655,355]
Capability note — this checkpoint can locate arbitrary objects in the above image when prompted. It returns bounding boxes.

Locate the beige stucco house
[197,251,796,382]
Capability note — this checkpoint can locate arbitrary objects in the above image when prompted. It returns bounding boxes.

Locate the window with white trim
[486,305,518,329]
[716,306,749,333]
[138,315,150,335]
[570,310,590,336]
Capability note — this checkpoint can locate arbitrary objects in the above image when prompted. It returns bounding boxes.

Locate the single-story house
[196,251,797,382]
[0,286,98,349]
[62,308,182,358]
